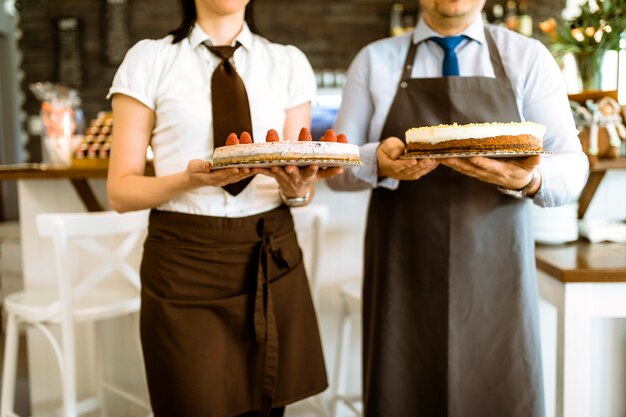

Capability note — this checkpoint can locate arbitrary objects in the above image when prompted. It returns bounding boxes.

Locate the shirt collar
[188,22,253,50]
[412,15,486,46]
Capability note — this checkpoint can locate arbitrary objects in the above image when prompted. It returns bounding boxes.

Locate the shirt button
[400,81,408,89]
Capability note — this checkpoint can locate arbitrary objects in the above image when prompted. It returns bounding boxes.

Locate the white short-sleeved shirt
[108,23,316,217]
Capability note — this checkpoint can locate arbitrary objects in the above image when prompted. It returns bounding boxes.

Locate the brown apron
[140,206,327,417]
[363,30,545,417]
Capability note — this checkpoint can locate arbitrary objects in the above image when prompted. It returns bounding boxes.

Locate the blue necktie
[429,36,466,76]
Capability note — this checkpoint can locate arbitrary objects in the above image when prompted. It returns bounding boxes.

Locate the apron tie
[253,217,281,416]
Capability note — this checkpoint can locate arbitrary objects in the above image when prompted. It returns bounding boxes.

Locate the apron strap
[254,217,280,417]
[484,28,512,86]
[400,40,419,82]
[400,28,512,86]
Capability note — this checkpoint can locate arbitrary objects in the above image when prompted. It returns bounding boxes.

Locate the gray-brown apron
[363,29,545,417]
[140,206,327,417]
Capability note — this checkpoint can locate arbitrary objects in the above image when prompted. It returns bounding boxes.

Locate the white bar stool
[1,210,153,417]
[329,279,363,417]
[290,204,330,417]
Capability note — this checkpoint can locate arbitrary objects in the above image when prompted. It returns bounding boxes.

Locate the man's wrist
[497,169,541,199]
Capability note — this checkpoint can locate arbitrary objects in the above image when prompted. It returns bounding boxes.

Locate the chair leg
[330,303,352,417]
[1,313,19,417]
[60,321,78,417]
[93,321,107,417]
[132,313,152,415]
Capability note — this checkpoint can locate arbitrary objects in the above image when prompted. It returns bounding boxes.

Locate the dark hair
[170,0,257,44]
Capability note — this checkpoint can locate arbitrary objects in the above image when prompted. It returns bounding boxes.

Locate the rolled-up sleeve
[522,42,589,207]
[328,47,400,191]
[107,40,161,110]
[285,46,316,109]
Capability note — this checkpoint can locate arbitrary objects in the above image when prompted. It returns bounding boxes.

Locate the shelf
[567,89,618,105]
[589,157,626,172]
[578,157,626,219]
[568,90,626,219]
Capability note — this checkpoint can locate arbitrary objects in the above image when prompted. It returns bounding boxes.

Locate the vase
[574,50,604,91]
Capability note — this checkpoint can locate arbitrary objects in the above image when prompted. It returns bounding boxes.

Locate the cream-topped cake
[405,121,546,155]
[211,128,361,167]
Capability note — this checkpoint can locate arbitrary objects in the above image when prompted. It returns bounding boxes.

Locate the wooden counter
[535,240,626,283]
[0,163,108,212]
[0,163,108,180]
[535,239,626,417]
[0,162,153,212]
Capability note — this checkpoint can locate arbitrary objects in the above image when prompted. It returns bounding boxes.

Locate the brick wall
[18,0,564,161]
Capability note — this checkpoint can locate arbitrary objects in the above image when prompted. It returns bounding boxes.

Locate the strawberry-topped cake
[211,127,361,168]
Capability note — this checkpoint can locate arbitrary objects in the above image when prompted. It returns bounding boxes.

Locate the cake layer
[212,141,361,167]
[406,134,543,155]
[406,122,546,144]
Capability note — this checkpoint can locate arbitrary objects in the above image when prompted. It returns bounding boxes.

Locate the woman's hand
[255,164,344,198]
[377,137,439,180]
[440,155,541,192]
[186,159,255,187]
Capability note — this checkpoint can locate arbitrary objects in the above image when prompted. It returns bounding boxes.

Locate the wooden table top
[0,163,108,180]
[535,240,626,283]
[0,163,115,212]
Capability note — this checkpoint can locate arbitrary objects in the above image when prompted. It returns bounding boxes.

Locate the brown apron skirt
[139,206,327,417]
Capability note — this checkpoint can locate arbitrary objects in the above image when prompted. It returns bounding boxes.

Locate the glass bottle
[504,0,519,32]
[403,13,415,34]
[390,3,404,37]
[517,0,533,37]
[492,4,505,27]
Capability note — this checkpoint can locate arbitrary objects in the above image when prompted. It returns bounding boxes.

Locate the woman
[107,1,338,416]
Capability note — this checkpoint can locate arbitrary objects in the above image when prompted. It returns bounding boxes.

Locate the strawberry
[298,127,313,141]
[266,129,280,142]
[322,129,337,142]
[337,133,348,143]
[225,133,239,146]
[240,131,252,144]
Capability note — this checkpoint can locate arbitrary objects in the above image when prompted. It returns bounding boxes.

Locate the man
[327,0,588,416]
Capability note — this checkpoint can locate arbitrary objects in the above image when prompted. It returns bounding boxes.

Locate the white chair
[329,279,363,417]
[1,210,152,417]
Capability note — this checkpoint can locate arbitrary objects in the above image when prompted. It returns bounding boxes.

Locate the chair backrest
[290,204,329,302]
[35,210,149,320]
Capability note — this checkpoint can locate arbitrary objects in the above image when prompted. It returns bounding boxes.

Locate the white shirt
[108,23,316,217]
[331,17,589,208]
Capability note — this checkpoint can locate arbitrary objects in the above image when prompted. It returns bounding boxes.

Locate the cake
[404,121,546,156]
[211,128,362,167]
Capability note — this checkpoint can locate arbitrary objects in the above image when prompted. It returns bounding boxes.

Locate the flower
[539,0,626,64]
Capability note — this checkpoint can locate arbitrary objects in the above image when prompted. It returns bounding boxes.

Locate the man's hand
[377,137,439,180]
[440,155,541,193]
[186,159,255,187]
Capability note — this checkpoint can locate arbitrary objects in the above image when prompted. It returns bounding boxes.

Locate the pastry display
[72,111,112,168]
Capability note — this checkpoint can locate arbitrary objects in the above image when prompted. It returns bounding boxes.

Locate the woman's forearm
[108,171,194,212]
